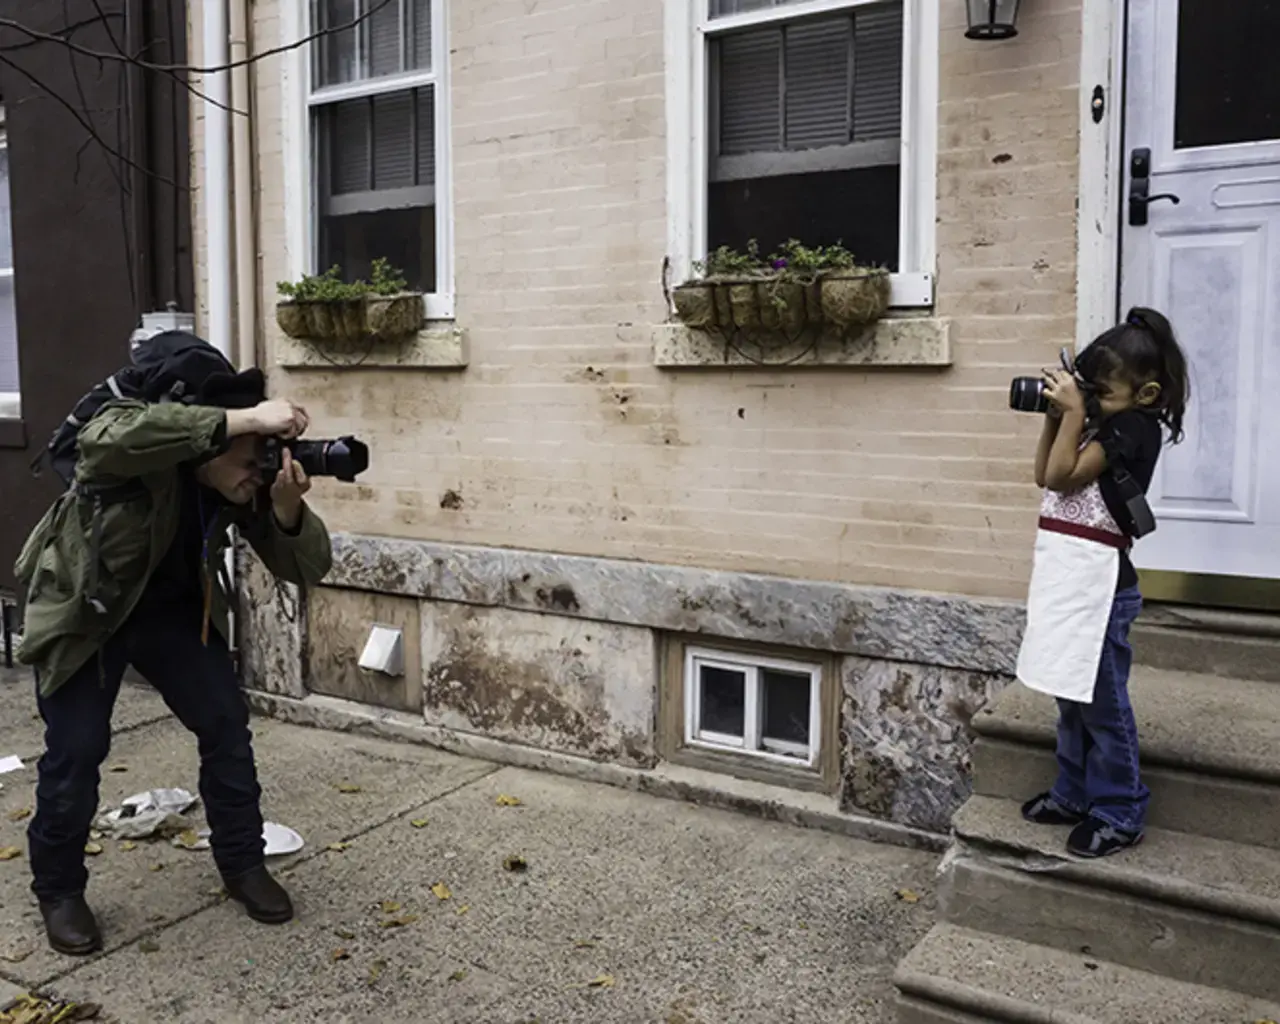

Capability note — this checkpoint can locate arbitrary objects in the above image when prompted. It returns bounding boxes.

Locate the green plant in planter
[673,238,889,332]
[276,259,421,342]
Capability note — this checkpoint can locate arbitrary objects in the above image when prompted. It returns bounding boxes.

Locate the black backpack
[33,330,235,488]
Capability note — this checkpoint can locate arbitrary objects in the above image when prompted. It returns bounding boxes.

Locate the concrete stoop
[894,661,1280,1023]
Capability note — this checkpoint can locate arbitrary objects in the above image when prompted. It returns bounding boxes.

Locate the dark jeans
[1050,585,1149,833]
[28,601,264,900]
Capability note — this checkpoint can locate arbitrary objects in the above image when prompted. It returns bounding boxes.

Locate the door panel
[1120,0,1280,581]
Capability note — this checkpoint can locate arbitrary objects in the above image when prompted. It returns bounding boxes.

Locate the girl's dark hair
[1075,306,1190,443]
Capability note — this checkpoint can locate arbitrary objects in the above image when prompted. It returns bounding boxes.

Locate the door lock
[1129,147,1181,226]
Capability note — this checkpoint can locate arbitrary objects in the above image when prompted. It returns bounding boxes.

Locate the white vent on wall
[358,624,405,677]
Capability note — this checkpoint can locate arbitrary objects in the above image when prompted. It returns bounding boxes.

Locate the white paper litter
[95,788,199,839]
[172,821,304,857]
[0,755,24,775]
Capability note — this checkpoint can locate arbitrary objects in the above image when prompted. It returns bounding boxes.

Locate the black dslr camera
[1008,347,1090,414]
[260,436,370,484]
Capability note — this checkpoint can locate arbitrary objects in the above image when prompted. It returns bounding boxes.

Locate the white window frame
[0,116,19,420]
[683,645,823,768]
[284,0,454,321]
[665,0,938,309]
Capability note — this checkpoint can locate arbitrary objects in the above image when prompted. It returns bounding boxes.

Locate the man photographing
[13,333,333,955]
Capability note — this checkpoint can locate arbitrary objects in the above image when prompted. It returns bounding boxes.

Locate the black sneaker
[1067,817,1143,858]
[1020,792,1085,826]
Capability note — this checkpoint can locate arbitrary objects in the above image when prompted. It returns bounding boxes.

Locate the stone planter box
[672,269,890,332]
[275,292,424,343]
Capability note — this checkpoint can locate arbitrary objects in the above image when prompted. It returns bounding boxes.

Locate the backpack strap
[70,477,150,617]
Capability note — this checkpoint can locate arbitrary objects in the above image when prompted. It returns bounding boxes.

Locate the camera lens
[1009,377,1049,413]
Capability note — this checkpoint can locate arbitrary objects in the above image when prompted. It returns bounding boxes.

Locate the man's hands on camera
[226,399,309,440]
[270,447,311,532]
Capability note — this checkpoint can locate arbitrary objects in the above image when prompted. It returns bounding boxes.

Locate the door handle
[1129,147,1181,226]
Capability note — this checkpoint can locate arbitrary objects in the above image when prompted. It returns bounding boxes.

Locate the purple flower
[771,258,788,270]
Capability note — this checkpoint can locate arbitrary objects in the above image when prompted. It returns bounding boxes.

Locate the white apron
[1016,480,1126,704]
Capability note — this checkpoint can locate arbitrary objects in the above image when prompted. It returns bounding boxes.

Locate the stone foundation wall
[241,533,1020,834]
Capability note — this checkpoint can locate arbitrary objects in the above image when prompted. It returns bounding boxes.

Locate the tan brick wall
[194,0,1084,601]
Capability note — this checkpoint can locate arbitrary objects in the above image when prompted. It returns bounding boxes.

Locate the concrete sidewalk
[0,671,938,1023]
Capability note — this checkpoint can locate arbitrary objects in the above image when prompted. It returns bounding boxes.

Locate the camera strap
[1096,430,1157,540]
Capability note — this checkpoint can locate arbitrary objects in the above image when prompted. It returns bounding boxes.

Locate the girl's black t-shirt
[1096,409,1164,591]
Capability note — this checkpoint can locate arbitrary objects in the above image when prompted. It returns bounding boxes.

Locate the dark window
[707,2,902,268]
[1174,0,1280,149]
[700,665,747,737]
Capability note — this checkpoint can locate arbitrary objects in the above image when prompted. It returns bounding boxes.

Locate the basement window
[684,647,822,767]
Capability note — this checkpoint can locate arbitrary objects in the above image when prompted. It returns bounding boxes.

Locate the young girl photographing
[1015,307,1190,858]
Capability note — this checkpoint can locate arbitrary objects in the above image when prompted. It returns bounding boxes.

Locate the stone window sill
[652,316,951,369]
[274,323,468,370]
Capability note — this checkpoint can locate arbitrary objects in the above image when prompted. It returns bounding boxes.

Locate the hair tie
[1127,313,1146,329]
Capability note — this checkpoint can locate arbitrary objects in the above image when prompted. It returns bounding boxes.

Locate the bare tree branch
[0,50,182,190]
[0,0,394,76]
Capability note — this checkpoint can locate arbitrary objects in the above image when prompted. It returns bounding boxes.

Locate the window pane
[314,0,431,87]
[699,665,746,737]
[711,0,809,17]
[316,86,437,292]
[709,165,900,270]
[369,0,402,77]
[0,275,19,395]
[316,0,359,86]
[853,2,902,141]
[319,85,433,195]
[761,669,811,746]
[320,206,436,292]
[713,3,902,157]
[784,18,851,150]
[1174,0,1280,149]
[717,29,782,155]
[0,148,12,269]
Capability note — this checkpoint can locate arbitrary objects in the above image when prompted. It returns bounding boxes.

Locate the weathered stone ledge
[273,322,468,370]
[652,317,951,369]
[324,533,1025,676]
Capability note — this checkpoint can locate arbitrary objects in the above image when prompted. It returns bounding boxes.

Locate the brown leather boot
[223,865,294,924]
[39,895,103,956]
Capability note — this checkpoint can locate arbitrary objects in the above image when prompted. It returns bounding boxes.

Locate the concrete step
[895,923,1280,1024]
[941,795,1280,1002]
[971,666,1280,849]
[1132,604,1280,683]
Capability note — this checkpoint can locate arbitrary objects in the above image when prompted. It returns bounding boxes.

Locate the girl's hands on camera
[1043,369,1085,417]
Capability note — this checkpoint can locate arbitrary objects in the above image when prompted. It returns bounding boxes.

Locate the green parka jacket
[14,399,333,697]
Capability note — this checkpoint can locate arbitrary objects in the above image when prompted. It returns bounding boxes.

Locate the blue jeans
[28,601,265,900]
[1049,585,1149,833]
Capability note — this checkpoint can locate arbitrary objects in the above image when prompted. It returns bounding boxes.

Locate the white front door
[1119,0,1280,581]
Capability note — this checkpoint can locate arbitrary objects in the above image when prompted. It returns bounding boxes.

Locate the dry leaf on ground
[368,959,388,985]
[0,846,23,861]
[895,888,921,904]
[568,973,617,990]
[327,842,351,852]
[334,928,356,940]
[331,949,351,962]
[455,905,470,916]
[503,855,528,873]
[449,969,469,982]
[120,841,137,852]
[108,764,129,773]
[379,914,419,929]
[149,863,165,872]
[335,783,363,794]
[380,900,401,914]
[84,842,104,856]
[175,829,202,849]
[410,818,429,829]
[495,794,522,807]
[6,806,31,822]
[139,939,161,953]
[431,882,451,901]
[572,939,596,949]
